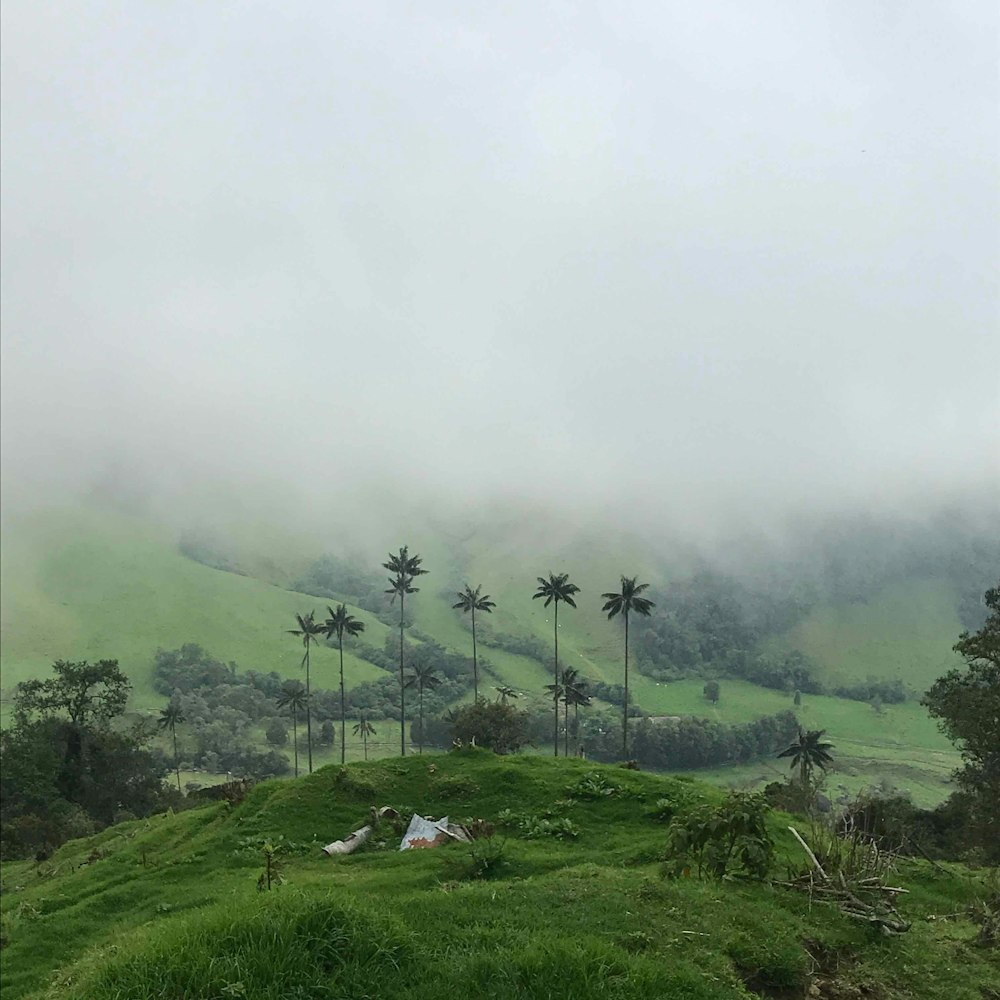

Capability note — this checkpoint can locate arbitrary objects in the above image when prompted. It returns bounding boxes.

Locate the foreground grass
[2,752,995,999]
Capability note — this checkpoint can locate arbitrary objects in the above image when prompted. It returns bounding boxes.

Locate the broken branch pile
[782,826,911,935]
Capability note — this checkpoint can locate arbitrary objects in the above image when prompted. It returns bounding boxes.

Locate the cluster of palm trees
[284,545,658,768]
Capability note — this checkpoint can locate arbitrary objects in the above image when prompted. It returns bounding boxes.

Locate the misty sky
[2,2,997,525]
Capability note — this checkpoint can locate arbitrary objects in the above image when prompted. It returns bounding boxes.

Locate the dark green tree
[923,583,1000,857]
[275,680,308,777]
[383,546,428,756]
[533,572,580,756]
[452,584,496,703]
[352,716,376,761]
[157,700,186,793]
[14,659,130,727]
[265,718,288,747]
[319,719,335,747]
[287,611,324,773]
[449,700,530,754]
[777,727,834,786]
[405,662,441,754]
[601,577,655,757]
[703,680,721,704]
[321,604,366,765]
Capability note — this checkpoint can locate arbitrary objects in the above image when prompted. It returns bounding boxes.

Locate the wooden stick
[788,826,828,880]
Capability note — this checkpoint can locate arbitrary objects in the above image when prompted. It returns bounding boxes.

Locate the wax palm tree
[778,727,835,786]
[157,700,185,793]
[544,679,565,752]
[287,611,324,773]
[601,577,655,758]
[561,668,591,757]
[321,604,366,765]
[404,662,441,754]
[352,716,376,761]
[495,684,519,704]
[452,584,496,703]
[533,572,580,756]
[384,546,428,756]
[275,680,308,777]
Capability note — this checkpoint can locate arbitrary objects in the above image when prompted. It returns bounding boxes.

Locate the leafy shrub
[566,771,622,800]
[445,837,511,880]
[665,792,773,879]
[497,809,580,840]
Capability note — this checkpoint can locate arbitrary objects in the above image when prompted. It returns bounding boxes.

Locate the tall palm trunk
[363,730,369,761]
[623,611,629,758]
[574,701,581,757]
[472,606,478,702]
[291,708,299,777]
[399,593,406,756]
[418,685,424,754]
[172,726,181,793]
[564,694,569,757]
[339,638,347,765]
[553,602,560,757]
[305,643,314,773]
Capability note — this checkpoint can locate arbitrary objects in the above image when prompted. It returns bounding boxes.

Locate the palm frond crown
[601,576,655,619]
[533,572,581,608]
[322,604,366,641]
[453,584,497,614]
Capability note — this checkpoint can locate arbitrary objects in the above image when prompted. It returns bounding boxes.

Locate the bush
[665,792,773,879]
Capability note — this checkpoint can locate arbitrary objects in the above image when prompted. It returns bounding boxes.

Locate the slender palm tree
[452,584,496,703]
[157,700,185,793]
[495,684,519,704]
[533,572,580,756]
[561,668,591,757]
[352,716,376,761]
[778,727,835,786]
[383,546,428,756]
[276,679,308,777]
[601,577,655,758]
[404,662,441,754]
[321,604,366,765]
[544,679,565,751]
[287,611,324,773]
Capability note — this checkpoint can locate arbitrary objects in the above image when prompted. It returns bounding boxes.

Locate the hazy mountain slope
[765,578,965,691]
[0,507,389,708]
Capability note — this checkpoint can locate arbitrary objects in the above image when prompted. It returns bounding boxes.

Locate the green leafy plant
[665,792,774,880]
[566,771,622,800]
[256,842,284,891]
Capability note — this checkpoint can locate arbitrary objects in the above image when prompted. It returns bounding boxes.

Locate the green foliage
[13,659,131,726]
[446,836,511,880]
[1,661,170,860]
[498,809,581,840]
[567,771,623,800]
[449,699,530,754]
[665,792,774,880]
[703,680,720,703]
[922,582,1000,860]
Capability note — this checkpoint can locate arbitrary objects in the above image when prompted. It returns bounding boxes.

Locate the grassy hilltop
[0,503,979,802]
[1,753,996,999]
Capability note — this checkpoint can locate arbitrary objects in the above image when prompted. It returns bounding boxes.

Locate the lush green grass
[0,506,390,709]
[766,578,965,690]
[2,753,995,999]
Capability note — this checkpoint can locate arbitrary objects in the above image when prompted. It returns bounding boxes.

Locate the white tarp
[399,814,472,850]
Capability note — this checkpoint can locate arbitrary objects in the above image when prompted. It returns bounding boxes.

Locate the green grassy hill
[0,504,968,802]
[1,753,994,999]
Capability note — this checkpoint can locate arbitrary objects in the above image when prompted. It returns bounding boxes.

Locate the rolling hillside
[1,754,995,1000]
[0,502,975,802]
